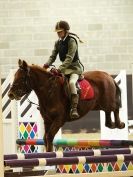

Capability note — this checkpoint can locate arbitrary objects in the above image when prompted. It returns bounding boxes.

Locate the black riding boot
[70,94,79,119]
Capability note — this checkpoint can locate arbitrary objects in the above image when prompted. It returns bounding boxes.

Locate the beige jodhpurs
[69,74,79,95]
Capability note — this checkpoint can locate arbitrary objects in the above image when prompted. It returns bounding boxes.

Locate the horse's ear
[18,59,23,67]
[18,59,28,71]
[22,60,28,70]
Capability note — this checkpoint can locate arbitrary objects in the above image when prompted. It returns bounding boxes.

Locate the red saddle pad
[78,79,94,100]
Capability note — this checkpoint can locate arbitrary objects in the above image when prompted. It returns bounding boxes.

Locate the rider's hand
[50,68,61,76]
[43,63,49,69]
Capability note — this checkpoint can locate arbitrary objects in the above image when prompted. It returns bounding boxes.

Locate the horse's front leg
[46,119,63,152]
[43,120,51,151]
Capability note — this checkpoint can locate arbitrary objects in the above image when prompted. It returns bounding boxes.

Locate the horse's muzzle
[8,91,21,100]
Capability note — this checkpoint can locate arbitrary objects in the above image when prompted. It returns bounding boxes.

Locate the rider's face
[57,30,66,39]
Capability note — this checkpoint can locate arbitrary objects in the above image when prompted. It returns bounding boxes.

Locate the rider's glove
[50,68,62,76]
[43,63,49,69]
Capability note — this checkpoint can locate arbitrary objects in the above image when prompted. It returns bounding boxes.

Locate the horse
[8,59,125,152]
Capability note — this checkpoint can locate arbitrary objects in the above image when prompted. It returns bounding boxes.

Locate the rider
[43,20,84,119]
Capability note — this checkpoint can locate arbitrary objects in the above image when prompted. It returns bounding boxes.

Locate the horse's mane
[29,64,64,98]
[31,64,46,72]
[30,64,52,76]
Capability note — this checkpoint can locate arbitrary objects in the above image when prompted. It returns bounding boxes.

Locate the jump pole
[0,70,4,177]
[16,138,133,147]
[4,153,133,167]
[4,147,133,160]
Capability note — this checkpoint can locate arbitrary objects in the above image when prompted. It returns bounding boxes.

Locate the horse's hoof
[105,122,116,129]
[116,122,125,129]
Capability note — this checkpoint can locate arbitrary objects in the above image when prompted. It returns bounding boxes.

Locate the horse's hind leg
[114,109,125,129]
[105,111,116,129]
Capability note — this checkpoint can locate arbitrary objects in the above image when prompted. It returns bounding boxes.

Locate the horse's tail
[114,81,122,108]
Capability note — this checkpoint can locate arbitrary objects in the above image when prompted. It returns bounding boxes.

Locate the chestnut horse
[8,60,125,152]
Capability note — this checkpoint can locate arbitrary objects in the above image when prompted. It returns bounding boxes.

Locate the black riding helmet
[55,20,84,44]
[55,21,70,32]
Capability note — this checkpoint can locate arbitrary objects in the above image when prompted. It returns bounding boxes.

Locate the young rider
[43,20,84,119]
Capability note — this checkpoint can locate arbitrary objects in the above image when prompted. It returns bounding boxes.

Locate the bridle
[10,66,32,98]
[10,65,66,108]
[11,66,40,108]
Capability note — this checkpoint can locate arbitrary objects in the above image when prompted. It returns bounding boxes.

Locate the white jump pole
[0,70,4,177]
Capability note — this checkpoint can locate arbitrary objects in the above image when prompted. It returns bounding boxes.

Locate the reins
[27,97,39,107]
[25,67,59,108]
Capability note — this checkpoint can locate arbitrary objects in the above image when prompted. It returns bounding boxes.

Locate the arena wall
[0,0,133,77]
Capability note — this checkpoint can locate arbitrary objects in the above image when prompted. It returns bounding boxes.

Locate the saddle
[50,69,94,100]
[77,78,94,100]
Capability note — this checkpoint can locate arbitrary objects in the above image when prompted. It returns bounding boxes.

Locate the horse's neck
[30,67,60,104]
[30,67,49,90]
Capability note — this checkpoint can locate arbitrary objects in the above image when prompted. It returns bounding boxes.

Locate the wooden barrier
[14,138,133,175]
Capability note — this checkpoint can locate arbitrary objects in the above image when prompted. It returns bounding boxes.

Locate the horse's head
[8,59,32,100]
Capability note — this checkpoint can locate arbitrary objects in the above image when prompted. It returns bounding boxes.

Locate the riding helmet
[55,21,70,32]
